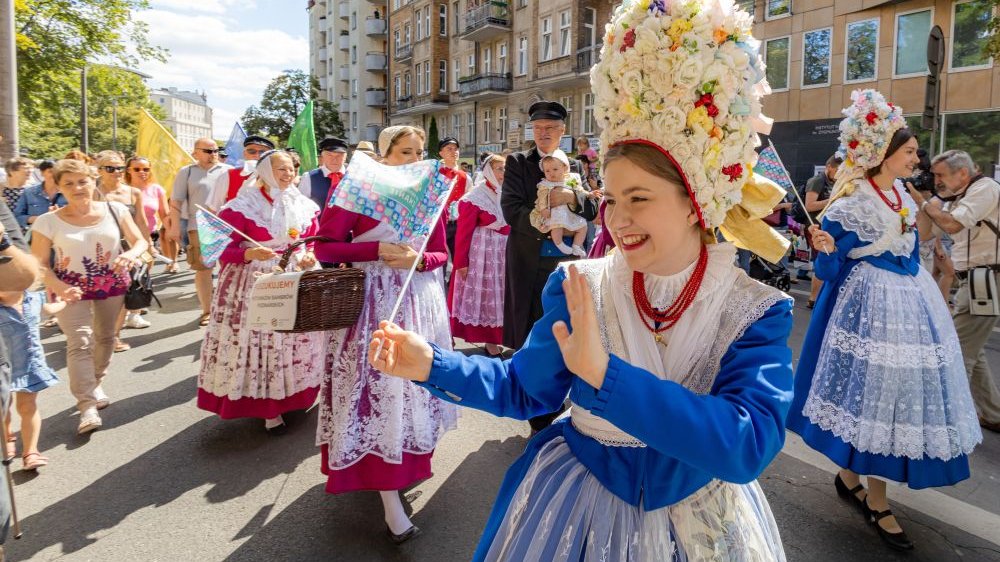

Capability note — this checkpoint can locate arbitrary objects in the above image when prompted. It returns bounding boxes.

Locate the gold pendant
[654,333,666,346]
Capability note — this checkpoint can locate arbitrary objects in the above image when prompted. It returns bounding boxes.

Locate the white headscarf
[240,150,319,244]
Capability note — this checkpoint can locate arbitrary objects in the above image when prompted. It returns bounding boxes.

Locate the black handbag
[107,202,161,309]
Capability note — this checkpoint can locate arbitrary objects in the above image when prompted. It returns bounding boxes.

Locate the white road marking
[781,434,1000,547]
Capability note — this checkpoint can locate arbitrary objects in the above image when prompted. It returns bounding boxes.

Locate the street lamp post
[0,0,20,159]
[81,65,90,154]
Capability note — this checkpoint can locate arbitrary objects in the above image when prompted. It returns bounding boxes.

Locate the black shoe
[265,422,287,436]
[865,499,914,551]
[386,524,421,545]
[834,473,868,517]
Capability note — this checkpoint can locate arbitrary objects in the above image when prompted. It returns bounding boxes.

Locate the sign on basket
[248,271,306,331]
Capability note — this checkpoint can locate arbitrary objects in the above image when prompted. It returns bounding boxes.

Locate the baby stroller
[747,254,791,292]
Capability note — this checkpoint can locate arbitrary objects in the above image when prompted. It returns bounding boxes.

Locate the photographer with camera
[908,149,1000,433]
[906,149,956,301]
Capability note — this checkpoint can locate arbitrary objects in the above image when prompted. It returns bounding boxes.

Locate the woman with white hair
[314,125,457,544]
[197,150,324,434]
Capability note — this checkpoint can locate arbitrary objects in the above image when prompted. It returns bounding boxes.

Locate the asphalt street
[5,265,1000,562]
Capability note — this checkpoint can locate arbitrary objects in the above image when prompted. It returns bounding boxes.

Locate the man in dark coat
[501,101,598,429]
[299,136,349,216]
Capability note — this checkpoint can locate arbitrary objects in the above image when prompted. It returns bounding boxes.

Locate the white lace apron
[802,184,982,460]
[317,221,459,469]
[452,182,507,329]
[484,244,790,562]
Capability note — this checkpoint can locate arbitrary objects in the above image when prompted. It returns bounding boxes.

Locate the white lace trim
[569,407,646,447]
[824,181,917,259]
[802,397,980,461]
[826,327,953,369]
[462,181,507,232]
[223,184,318,245]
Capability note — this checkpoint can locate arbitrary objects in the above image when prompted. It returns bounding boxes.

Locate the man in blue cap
[501,100,598,431]
[299,137,349,217]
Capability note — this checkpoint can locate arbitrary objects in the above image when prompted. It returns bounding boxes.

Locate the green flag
[287,100,318,172]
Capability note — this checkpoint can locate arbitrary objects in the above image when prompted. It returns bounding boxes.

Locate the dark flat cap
[528,101,567,122]
[244,135,275,149]
[319,137,349,153]
[438,136,460,151]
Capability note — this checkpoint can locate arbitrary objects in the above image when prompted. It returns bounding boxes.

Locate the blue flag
[195,208,235,267]
[224,122,247,169]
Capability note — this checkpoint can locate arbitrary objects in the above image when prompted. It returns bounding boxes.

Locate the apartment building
[308,0,389,145]
[750,0,999,184]
[387,0,613,160]
[149,88,213,152]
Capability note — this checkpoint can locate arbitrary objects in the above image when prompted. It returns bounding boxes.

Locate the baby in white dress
[531,150,588,257]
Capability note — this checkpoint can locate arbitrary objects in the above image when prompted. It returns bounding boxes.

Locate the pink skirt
[449,226,505,345]
[320,446,433,493]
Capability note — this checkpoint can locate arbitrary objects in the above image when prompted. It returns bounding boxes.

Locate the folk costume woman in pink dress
[448,153,509,355]
[197,150,323,434]
[314,125,458,544]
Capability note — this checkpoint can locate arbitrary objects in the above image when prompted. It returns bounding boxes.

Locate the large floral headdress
[593,0,778,228]
[836,88,906,175]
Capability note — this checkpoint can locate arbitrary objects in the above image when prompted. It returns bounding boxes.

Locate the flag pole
[767,140,828,255]
[374,173,459,359]
[195,204,269,250]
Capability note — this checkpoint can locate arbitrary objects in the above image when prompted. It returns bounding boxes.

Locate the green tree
[986,0,1000,59]
[241,70,346,145]
[14,0,167,156]
[427,116,439,158]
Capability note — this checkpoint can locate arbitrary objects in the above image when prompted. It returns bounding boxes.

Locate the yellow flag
[136,109,195,198]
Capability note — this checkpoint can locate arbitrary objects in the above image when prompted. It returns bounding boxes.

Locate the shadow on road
[6,409,319,560]
[222,436,528,562]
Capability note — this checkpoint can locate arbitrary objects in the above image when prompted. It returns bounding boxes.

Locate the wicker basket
[275,236,366,333]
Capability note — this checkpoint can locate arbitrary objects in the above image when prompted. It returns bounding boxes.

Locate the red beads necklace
[260,186,274,204]
[868,177,901,212]
[631,245,709,345]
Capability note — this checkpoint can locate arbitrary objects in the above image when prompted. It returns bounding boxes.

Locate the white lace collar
[223,184,319,244]
[607,242,737,309]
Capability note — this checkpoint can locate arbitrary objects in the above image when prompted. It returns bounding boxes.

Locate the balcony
[365,88,387,106]
[367,0,385,4]
[365,52,388,72]
[364,124,382,142]
[365,17,387,36]
[318,76,328,90]
[338,2,349,19]
[318,47,329,60]
[458,72,512,100]
[392,94,450,116]
[460,2,511,42]
[339,65,350,81]
[395,44,412,62]
[338,33,350,50]
[317,16,328,33]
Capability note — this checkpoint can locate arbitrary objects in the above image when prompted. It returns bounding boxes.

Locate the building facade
[149,88,214,152]
[309,0,389,145]
[751,0,999,184]
[386,0,613,160]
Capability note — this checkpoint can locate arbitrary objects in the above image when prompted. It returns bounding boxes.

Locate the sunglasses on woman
[131,167,151,172]
[101,166,126,173]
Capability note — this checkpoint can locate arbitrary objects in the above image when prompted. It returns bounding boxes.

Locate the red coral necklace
[868,177,901,212]
[260,186,274,204]
[631,245,709,346]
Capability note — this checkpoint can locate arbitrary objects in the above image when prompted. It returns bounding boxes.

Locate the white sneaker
[124,312,151,329]
[571,246,587,257]
[554,242,574,255]
[78,408,102,434]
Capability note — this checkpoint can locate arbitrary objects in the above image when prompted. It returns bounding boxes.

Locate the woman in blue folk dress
[364,0,800,558]
[787,89,981,551]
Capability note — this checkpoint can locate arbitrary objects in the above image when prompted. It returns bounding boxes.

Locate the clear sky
[135,0,311,139]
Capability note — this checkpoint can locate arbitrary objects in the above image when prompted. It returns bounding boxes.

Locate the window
[424,7,431,40]
[483,109,492,142]
[582,93,595,134]
[518,36,528,75]
[394,74,401,99]
[498,107,507,138]
[404,23,411,45]
[351,46,357,64]
[424,61,431,94]
[394,29,401,51]
[802,28,832,87]
[466,111,475,145]
[942,111,1000,174]
[499,42,508,74]
[845,19,879,83]
[405,72,411,96]
[540,18,552,62]
[352,79,359,96]
[439,60,447,92]
[952,0,992,70]
[582,7,596,49]
[559,95,574,134]
[351,112,358,130]
[895,9,932,76]
[453,1,459,34]
[440,4,447,36]
[764,36,790,91]
[453,58,460,90]
[468,53,476,76]
[559,11,572,57]
[351,12,357,29]
[483,46,492,73]
[416,11,422,40]
[766,0,789,19]
[416,64,423,94]
[452,114,460,139]
[736,0,755,17]
[517,0,527,7]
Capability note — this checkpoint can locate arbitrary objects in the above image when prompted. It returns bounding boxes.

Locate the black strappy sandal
[834,473,868,518]
[865,498,915,551]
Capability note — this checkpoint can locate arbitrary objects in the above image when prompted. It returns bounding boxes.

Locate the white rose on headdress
[653,106,688,136]
[675,58,704,90]
[621,70,645,98]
